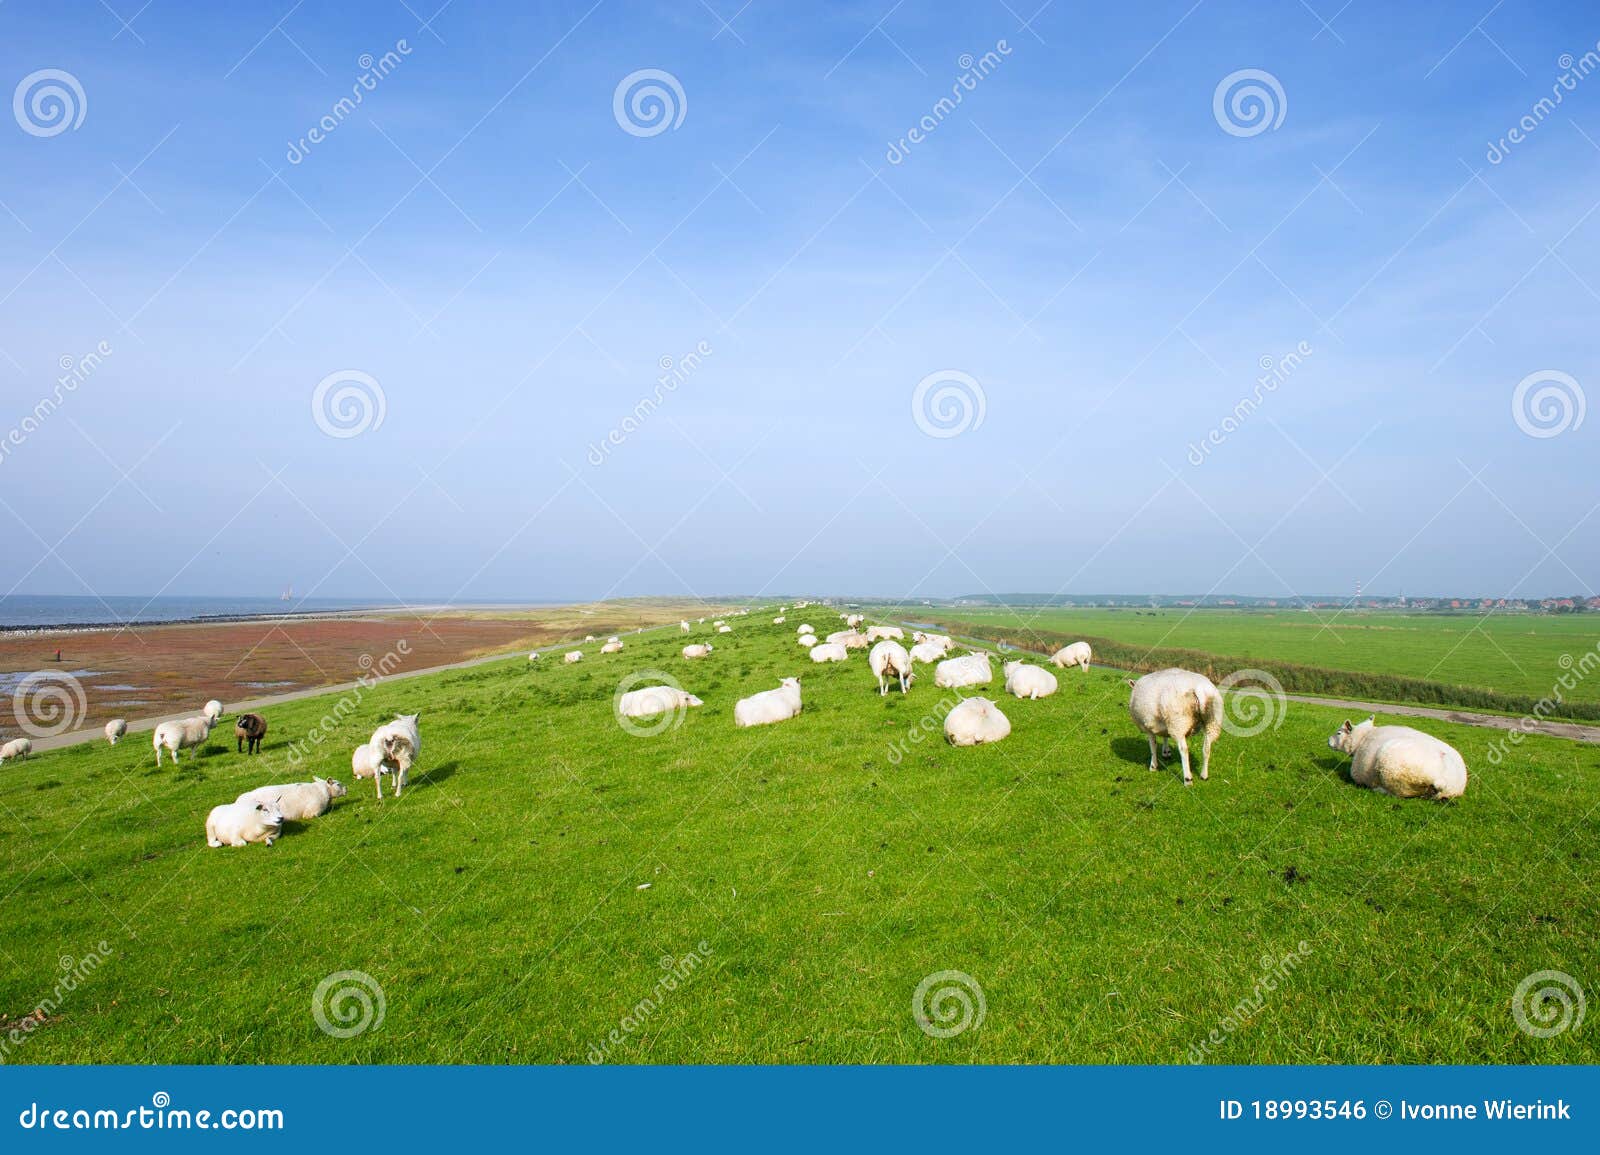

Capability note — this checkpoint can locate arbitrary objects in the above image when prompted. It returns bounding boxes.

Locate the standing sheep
[1328,717,1467,800]
[733,677,803,727]
[353,714,421,800]
[1050,641,1093,672]
[234,713,268,754]
[1,737,32,763]
[203,699,224,724]
[104,718,127,745]
[944,697,1011,746]
[153,715,215,766]
[1002,660,1058,700]
[1127,668,1223,786]
[869,640,915,695]
[934,652,993,689]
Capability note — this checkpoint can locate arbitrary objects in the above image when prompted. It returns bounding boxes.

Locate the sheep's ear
[1365,714,1375,724]
[1339,720,1352,733]
[1126,678,1136,688]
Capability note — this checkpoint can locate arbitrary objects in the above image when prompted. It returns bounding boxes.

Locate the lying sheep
[203,699,224,724]
[1003,660,1058,700]
[104,718,127,745]
[585,634,597,642]
[206,799,284,847]
[682,643,714,659]
[713,620,726,628]
[910,640,949,664]
[809,642,849,663]
[601,640,624,654]
[154,715,215,765]
[717,624,733,634]
[1127,668,1222,786]
[869,640,915,695]
[1,737,32,763]
[773,615,786,625]
[798,634,819,648]
[797,624,814,635]
[839,632,870,650]
[565,650,584,663]
[934,652,992,689]
[236,777,347,820]
[866,625,904,642]
[1050,641,1092,672]
[734,677,803,727]
[945,697,1010,746]
[913,631,952,647]
[234,712,268,754]
[618,685,704,718]
[1328,717,1467,800]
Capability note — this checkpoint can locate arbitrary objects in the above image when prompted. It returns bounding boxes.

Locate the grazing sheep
[0,737,32,763]
[1050,641,1093,672]
[153,715,216,765]
[734,677,803,727]
[944,697,1011,746]
[205,799,284,848]
[910,640,949,664]
[1328,717,1467,800]
[236,777,347,820]
[104,718,127,745]
[203,699,224,724]
[601,640,624,654]
[682,643,715,659]
[717,624,733,634]
[680,620,691,633]
[618,685,704,718]
[234,712,268,754]
[934,652,993,689]
[866,625,905,642]
[846,613,864,629]
[1003,660,1058,700]
[798,633,819,648]
[869,640,915,695]
[773,615,786,625]
[797,624,814,635]
[565,650,584,663]
[809,642,849,663]
[1127,668,1223,786]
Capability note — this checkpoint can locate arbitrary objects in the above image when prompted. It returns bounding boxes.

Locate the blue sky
[0,0,1596,603]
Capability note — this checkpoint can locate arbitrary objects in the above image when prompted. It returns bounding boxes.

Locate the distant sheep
[153,715,215,765]
[104,718,127,745]
[1328,717,1467,800]
[809,642,849,663]
[1050,641,1092,672]
[773,615,786,624]
[945,697,1010,746]
[203,699,224,724]
[913,631,952,647]
[618,685,704,718]
[734,677,803,727]
[565,650,584,663]
[234,712,268,754]
[798,634,819,648]
[846,614,864,629]
[910,641,948,664]
[869,640,915,695]
[528,651,540,662]
[585,634,597,642]
[680,620,691,634]
[1127,668,1222,786]
[713,620,726,628]
[717,625,733,634]
[206,799,284,848]
[866,625,904,642]
[838,631,870,650]
[601,641,624,654]
[934,652,992,689]
[682,643,715,659]
[236,777,347,821]
[1003,660,1058,700]
[797,624,814,635]
[1,737,32,763]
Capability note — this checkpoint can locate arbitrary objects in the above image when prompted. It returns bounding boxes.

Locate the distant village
[931,594,1600,614]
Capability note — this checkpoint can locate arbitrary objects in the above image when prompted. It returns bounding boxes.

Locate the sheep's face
[780,677,800,691]
[255,802,284,828]
[682,693,704,708]
[321,777,349,798]
[1328,719,1372,753]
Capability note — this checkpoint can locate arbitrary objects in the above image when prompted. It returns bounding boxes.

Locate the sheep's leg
[1177,734,1194,786]
[1200,729,1215,781]
[1159,738,1171,760]
[375,772,383,801]
[1146,734,1160,772]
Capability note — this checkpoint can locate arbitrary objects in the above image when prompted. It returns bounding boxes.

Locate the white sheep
[601,640,624,654]
[153,715,215,765]
[236,777,348,821]
[773,615,786,625]
[528,651,540,662]
[618,685,704,718]
[1003,660,1058,700]
[866,625,904,642]
[565,650,584,663]
[205,799,284,847]
[682,643,714,659]
[734,677,803,727]
[717,624,733,634]
[809,642,849,663]
[680,620,691,633]
[913,631,952,647]
[1328,717,1467,800]
[1127,668,1222,786]
[1,737,32,763]
[910,640,949,664]
[354,714,421,800]
[585,634,597,642]
[713,620,726,628]
[869,640,915,695]
[846,613,864,629]
[104,718,127,745]
[203,699,224,724]
[1050,641,1093,672]
[797,624,814,635]
[934,652,992,689]
[798,634,819,648]
[944,697,1011,746]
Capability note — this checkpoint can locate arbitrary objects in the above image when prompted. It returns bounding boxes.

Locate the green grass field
[2,612,1595,1064]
